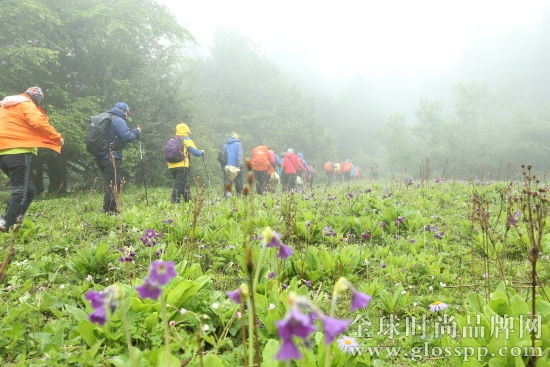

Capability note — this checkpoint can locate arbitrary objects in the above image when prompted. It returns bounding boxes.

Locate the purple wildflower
[149,260,176,285]
[85,286,119,325]
[263,227,294,259]
[275,306,317,360]
[380,221,387,228]
[508,211,521,226]
[395,216,405,225]
[320,315,351,344]
[351,290,372,311]
[118,246,136,262]
[136,277,163,300]
[277,243,294,259]
[324,225,337,237]
[226,288,242,304]
[361,231,371,240]
[140,229,163,247]
[276,339,302,360]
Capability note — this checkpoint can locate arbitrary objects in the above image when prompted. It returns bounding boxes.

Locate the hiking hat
[114,102,129,111]
[231,132,239,139]
[25,86,44,104]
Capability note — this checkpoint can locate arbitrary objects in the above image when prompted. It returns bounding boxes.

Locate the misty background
[163,0,550,180]
[1,0,550,194]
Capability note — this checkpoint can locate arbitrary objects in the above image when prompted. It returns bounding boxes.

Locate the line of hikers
[322,159,364,185]
[218,133,314,198]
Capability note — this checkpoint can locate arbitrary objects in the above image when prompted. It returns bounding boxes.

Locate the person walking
[221,132,244,198]
[167,123,204,203]
[323,160,334,185]
[267,149,280,192]
[281,148,305,192]
[94,102,141,214]
[251,145,271,195]
[0,86,64,232]
[342,159,353,182]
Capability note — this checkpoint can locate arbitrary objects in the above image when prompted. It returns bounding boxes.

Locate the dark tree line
[0,0,332,193]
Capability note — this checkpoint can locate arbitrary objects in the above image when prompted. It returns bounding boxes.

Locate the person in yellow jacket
[0,87,64,232]
[167,123,204,203]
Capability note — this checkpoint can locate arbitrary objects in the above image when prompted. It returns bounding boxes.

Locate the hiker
[267,149,280,192]
[222,132,244,198]
[342,159,353,182]
[305,163,315,188]
[251,145,272,195]
[0,87,64,232]
[95,102,141,214]
[281,148,305,192]
[323,160,334,185]
[334,160,342,183]
[168,123,204,203]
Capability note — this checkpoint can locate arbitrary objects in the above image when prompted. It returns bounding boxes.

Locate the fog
[158,0,550,177]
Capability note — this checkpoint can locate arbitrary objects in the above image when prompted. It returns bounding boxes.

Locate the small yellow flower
[333,277,351,295]
[262,226,275,244]
[239,284,249,299]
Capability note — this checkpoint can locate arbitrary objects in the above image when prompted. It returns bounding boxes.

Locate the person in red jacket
[281,148,305,192]
[0,87,64,232]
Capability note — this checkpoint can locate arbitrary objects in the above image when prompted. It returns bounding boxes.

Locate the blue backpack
[164,137,186,163]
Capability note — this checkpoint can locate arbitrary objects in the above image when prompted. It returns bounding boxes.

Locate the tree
[0,0,195,189]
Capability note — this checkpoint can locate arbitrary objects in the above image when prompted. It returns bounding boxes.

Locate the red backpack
[323,161,333,172]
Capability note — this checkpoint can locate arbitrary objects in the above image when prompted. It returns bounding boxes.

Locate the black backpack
[217,145,228,165]
[86,112,112,156]
[164,136,186,163]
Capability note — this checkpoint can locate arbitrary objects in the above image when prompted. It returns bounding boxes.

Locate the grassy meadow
[0,171,549,367]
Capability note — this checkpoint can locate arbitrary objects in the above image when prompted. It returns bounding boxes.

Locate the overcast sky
[157,0,550,79]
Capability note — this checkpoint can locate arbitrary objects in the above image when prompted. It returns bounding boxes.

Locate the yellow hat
[176,123,190,136]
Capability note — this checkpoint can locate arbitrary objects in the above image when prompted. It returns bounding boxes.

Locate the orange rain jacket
[0,94,63,153]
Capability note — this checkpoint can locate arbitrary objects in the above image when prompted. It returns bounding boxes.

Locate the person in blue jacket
[96,102,141,214]
[222,132,244,198]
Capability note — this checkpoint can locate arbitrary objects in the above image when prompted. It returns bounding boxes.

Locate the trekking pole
[202,155,212,190]
[138,140,149,205]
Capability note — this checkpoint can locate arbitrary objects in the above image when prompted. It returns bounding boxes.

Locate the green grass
[0,178,549,367]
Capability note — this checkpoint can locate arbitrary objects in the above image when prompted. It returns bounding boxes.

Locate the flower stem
[119,300,136,367]
[161,294,169,349]
[323,294,339,367]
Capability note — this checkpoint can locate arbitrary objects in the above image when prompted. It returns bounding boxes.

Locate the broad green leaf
[77,319,98,347]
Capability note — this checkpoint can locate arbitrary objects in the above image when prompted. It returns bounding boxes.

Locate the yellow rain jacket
[166,123,201,169]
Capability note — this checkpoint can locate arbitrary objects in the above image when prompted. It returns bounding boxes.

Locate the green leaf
[65,304,90,322]
[144,312,159,331]
[77,319,98,347]
[158,349,181,367]
[261,339,280,367]
[166,277,209,307]
[201,353,226,367]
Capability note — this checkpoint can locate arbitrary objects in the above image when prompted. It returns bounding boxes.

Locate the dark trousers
[282,172,297,192]
[223,169,243,196]
[96,157,122,214]
[0,153,35,228]
[254,170,269,194]
[170,166,190,203]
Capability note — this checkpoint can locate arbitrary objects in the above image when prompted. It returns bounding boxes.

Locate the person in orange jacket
[250,145,273,194]
[0,87,64,232]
